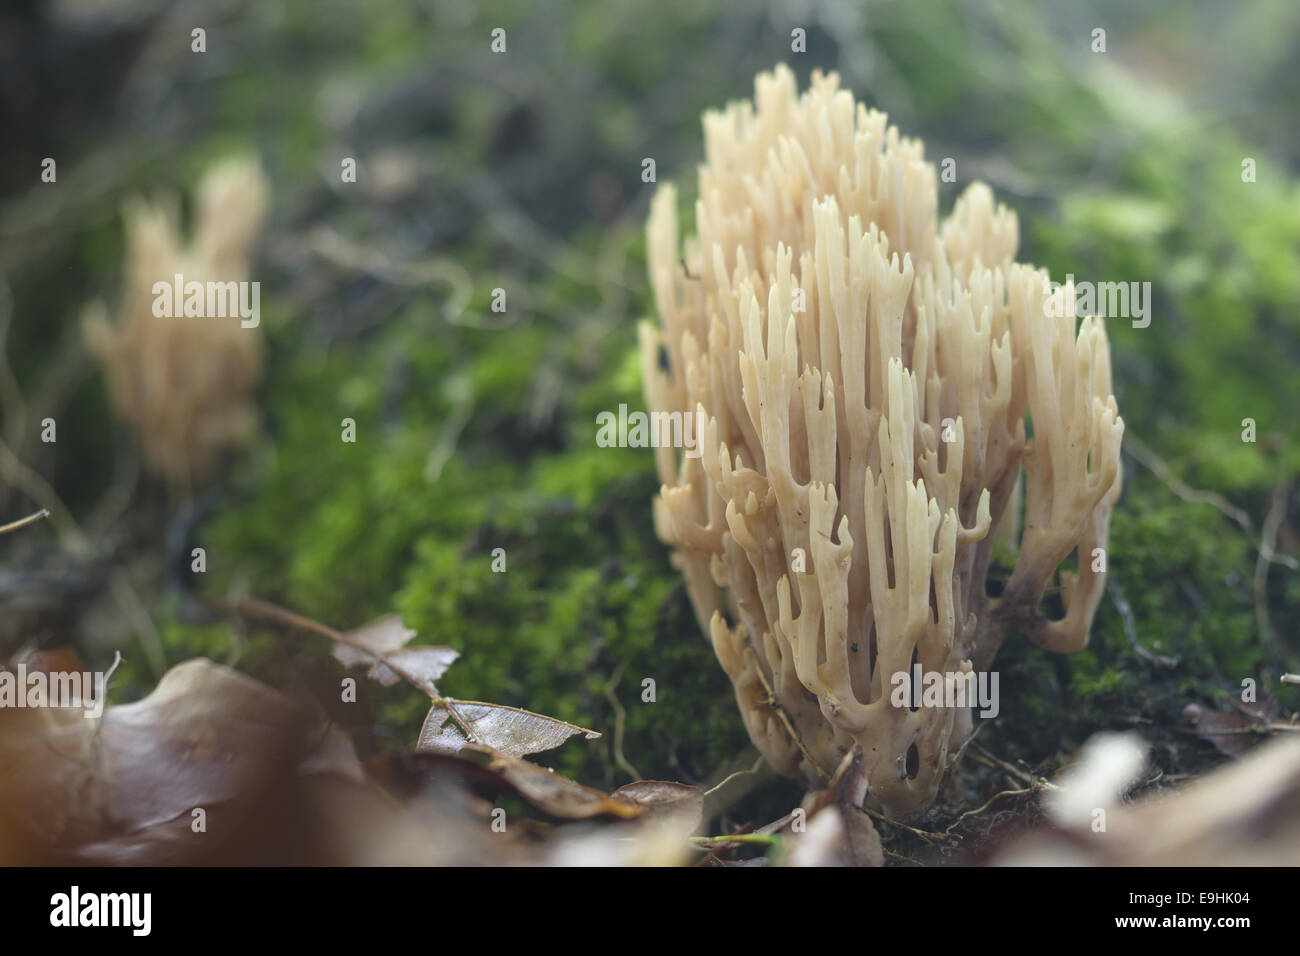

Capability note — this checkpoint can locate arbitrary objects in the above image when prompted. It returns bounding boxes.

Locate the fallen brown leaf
[786,746,883,867]
[333,614,458,690]
[458,745,643,821]
[1183,694,1280,758]
[419,700,600,758]
[613,780,704,833]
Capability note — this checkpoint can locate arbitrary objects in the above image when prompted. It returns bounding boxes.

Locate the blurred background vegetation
[1,0,1297,849]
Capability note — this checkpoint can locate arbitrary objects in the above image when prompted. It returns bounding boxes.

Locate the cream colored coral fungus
[640,66,1123,817]
[86,155,268,490]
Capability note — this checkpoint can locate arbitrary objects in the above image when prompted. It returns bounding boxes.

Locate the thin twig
[689,833,780,848]
[0,436,165,677]
[704,755,765,798]
[466,174,639,297]
[1180,723,1300,736]
[0,508,48,536]
[859,805,957,844]
[970,742,1061,792]
[213,595,480,743]
[1126,431,1298,571]
[424,398,473,483]
[1255,477,1291,648]
[304,227,487,328]
[946,786,1035,832]
[0,276,27,462]
[883,848,924,866]
[0,436,85,551]
[601,658,641,781]
[744,646,830,782]
[1108,576,1179,667]
[947,716,986,770]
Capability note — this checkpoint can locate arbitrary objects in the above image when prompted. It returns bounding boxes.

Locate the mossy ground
[2,0,1296,857]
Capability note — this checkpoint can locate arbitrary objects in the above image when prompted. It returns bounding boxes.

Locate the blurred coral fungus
[85,155,268,490]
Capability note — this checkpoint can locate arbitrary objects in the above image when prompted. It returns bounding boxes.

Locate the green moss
[988,472,1287,778]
